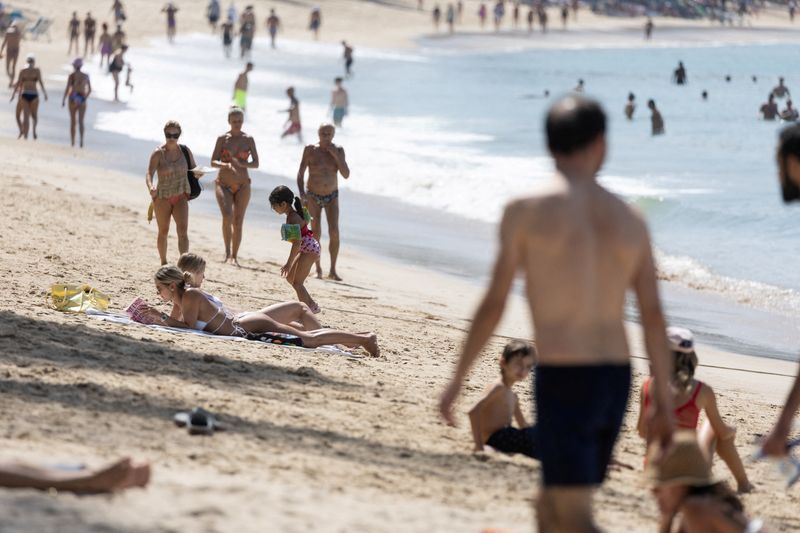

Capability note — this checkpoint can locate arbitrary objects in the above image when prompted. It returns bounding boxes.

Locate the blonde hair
[154,265,192,289]
[177,253,206,278]
[163,120,182,134]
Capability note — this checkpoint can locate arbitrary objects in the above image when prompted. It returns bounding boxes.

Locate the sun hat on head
[646,431,714,487]
[72,57,83,67]
[667,326,694,354]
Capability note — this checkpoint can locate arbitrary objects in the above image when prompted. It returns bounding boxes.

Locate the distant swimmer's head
[647,99,656,109]
[72,57,83,69]
[752,75,757,83]
[163,120,182,142]
[768,92,775,102]
[121,44,129,52]
[246,61,254,71]
[286,86,295,96]
[666,326,697,391]
[701,90,708,100]
[318,123,335,145]
[25,53,34,65]
[545,96,606,167]
[627,92,635,102]
[777,123,800,203]
[334,76,343,85]
[499,340,536,385]
[725,75,731,83]
[780,76,786,84]
[177,253,207,287]
[228,106,245,128]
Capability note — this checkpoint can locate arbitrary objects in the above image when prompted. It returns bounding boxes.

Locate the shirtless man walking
[0,20,22,88]
[10,54,48,140]
[296,124,350,280]
[62,58,92,148]
[232,62,252,110]
[439,96,674,532]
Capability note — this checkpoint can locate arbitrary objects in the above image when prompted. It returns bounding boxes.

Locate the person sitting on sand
[177,252,323,331]
[648,99,664,135]
[469,340,538,458]
[146,120,200,265]
[0,457,150,493]
[637,327,753,493]
[62,58,92,148]
[781,100,799,122]
[211,106,259,266]
[269,185,321,314]
[760,93,779,121]
[141,266,380,355]
[624,92,635,120]
[647,431,765,533]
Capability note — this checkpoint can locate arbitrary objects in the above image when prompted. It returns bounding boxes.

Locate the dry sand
[2,1,800,531]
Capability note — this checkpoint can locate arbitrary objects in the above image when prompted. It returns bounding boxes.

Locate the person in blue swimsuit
[10,54,47,140]
[62,58,91,148]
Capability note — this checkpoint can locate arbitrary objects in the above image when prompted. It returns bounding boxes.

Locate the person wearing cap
[62,58,91,148]
[10,54,47,140]
[638,326,753,493]
[0,19,21,88]
[647,431,765,533]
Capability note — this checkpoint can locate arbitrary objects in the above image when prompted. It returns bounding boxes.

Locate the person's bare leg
[15,99,23,138]
[306,198,324,278]
[215,182,234,262]
[20,101,31,139]
[259,301,322,330]
[288,253,318,308]
[9,55,16,86]
[172,196,190,255]
[30,97,40,139]
[698,420,752,493]
[112,71,120,101]
[77,103,86,148]
[536,490,558,533]
[545,487,600,533]
[0,458,150,493]
[230,183,251,267]
[68,102,77,146]
[325,198,342,280]
[153,198,174,265]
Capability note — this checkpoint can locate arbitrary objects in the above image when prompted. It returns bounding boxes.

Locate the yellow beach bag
[50,284,111,313]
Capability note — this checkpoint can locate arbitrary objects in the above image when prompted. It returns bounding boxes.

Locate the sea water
[86,34,800,361]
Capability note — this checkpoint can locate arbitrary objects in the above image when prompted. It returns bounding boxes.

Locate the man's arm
[296,146,310,196]
[631,220,674,451]
[762,367,800,457]
[439,202,523,425]
[330,146,349,178]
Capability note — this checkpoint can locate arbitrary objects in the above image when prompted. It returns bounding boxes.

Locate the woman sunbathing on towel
[144,265,379,356]
[177,252,322,331]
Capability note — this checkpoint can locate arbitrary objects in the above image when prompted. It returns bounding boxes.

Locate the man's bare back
[471,384,517,443]
[505,178,648,366]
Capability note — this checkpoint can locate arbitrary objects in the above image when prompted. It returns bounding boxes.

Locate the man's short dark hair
[546,96,606,155]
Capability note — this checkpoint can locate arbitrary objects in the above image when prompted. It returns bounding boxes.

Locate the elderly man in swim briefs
[296,123,349,281]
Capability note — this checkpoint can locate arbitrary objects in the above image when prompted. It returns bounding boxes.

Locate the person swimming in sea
[648,99,664,135]
[624,92,635,120]
[210,106,260,266]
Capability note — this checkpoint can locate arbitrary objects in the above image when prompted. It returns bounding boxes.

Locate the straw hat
[646,431,713,487]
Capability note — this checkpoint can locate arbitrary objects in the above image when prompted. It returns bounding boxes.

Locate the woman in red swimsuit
[211,106,259,266]
[637,327,753,493]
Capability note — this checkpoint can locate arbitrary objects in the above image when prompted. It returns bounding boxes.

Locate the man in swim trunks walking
[266,9,280,48]
[233,62,252,110]
[296,123,350,280]
[439,96,674,532]
[330,77,348,128]
[0,20,21,88]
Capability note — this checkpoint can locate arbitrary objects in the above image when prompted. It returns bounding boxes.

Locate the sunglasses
[164,132,181,139]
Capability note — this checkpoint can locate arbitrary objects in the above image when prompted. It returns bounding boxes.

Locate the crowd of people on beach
[5,2,800,531]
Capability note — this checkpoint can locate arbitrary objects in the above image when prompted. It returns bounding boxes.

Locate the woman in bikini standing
[10,54,47,140]
[62,58,91,148]
[145,120,199,265]
[211,106,259,266]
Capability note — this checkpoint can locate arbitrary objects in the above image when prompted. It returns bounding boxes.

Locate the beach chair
[25,16,52,42]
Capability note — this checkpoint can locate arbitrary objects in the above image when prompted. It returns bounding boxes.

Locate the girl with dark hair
[638,327,753,493]
[269,185,320,313]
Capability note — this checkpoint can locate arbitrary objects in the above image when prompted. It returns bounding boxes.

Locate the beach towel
[85,309,360,357]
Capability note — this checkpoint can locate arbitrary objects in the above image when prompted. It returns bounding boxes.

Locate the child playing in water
[269,186,321,314]
[468,340,538,458]
[637,326,753,493]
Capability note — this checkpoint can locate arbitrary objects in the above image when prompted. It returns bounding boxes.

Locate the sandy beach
[2,1,800,531]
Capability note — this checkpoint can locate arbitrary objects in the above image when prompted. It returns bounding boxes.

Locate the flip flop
[173,407,225,435]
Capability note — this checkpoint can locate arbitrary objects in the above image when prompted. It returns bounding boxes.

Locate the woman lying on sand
[638,327,752,493]
[176,252,322,331]
[0,457,150,493]
[142,265,379,356]
[647,432,765,533]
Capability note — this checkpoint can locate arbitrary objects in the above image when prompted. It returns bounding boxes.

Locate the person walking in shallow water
[281,87,303,143]
[673,61,687,85]
[625,92,635,120]
[648,99,664,135]
[440,96,674,532]
[297,123,350,281]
